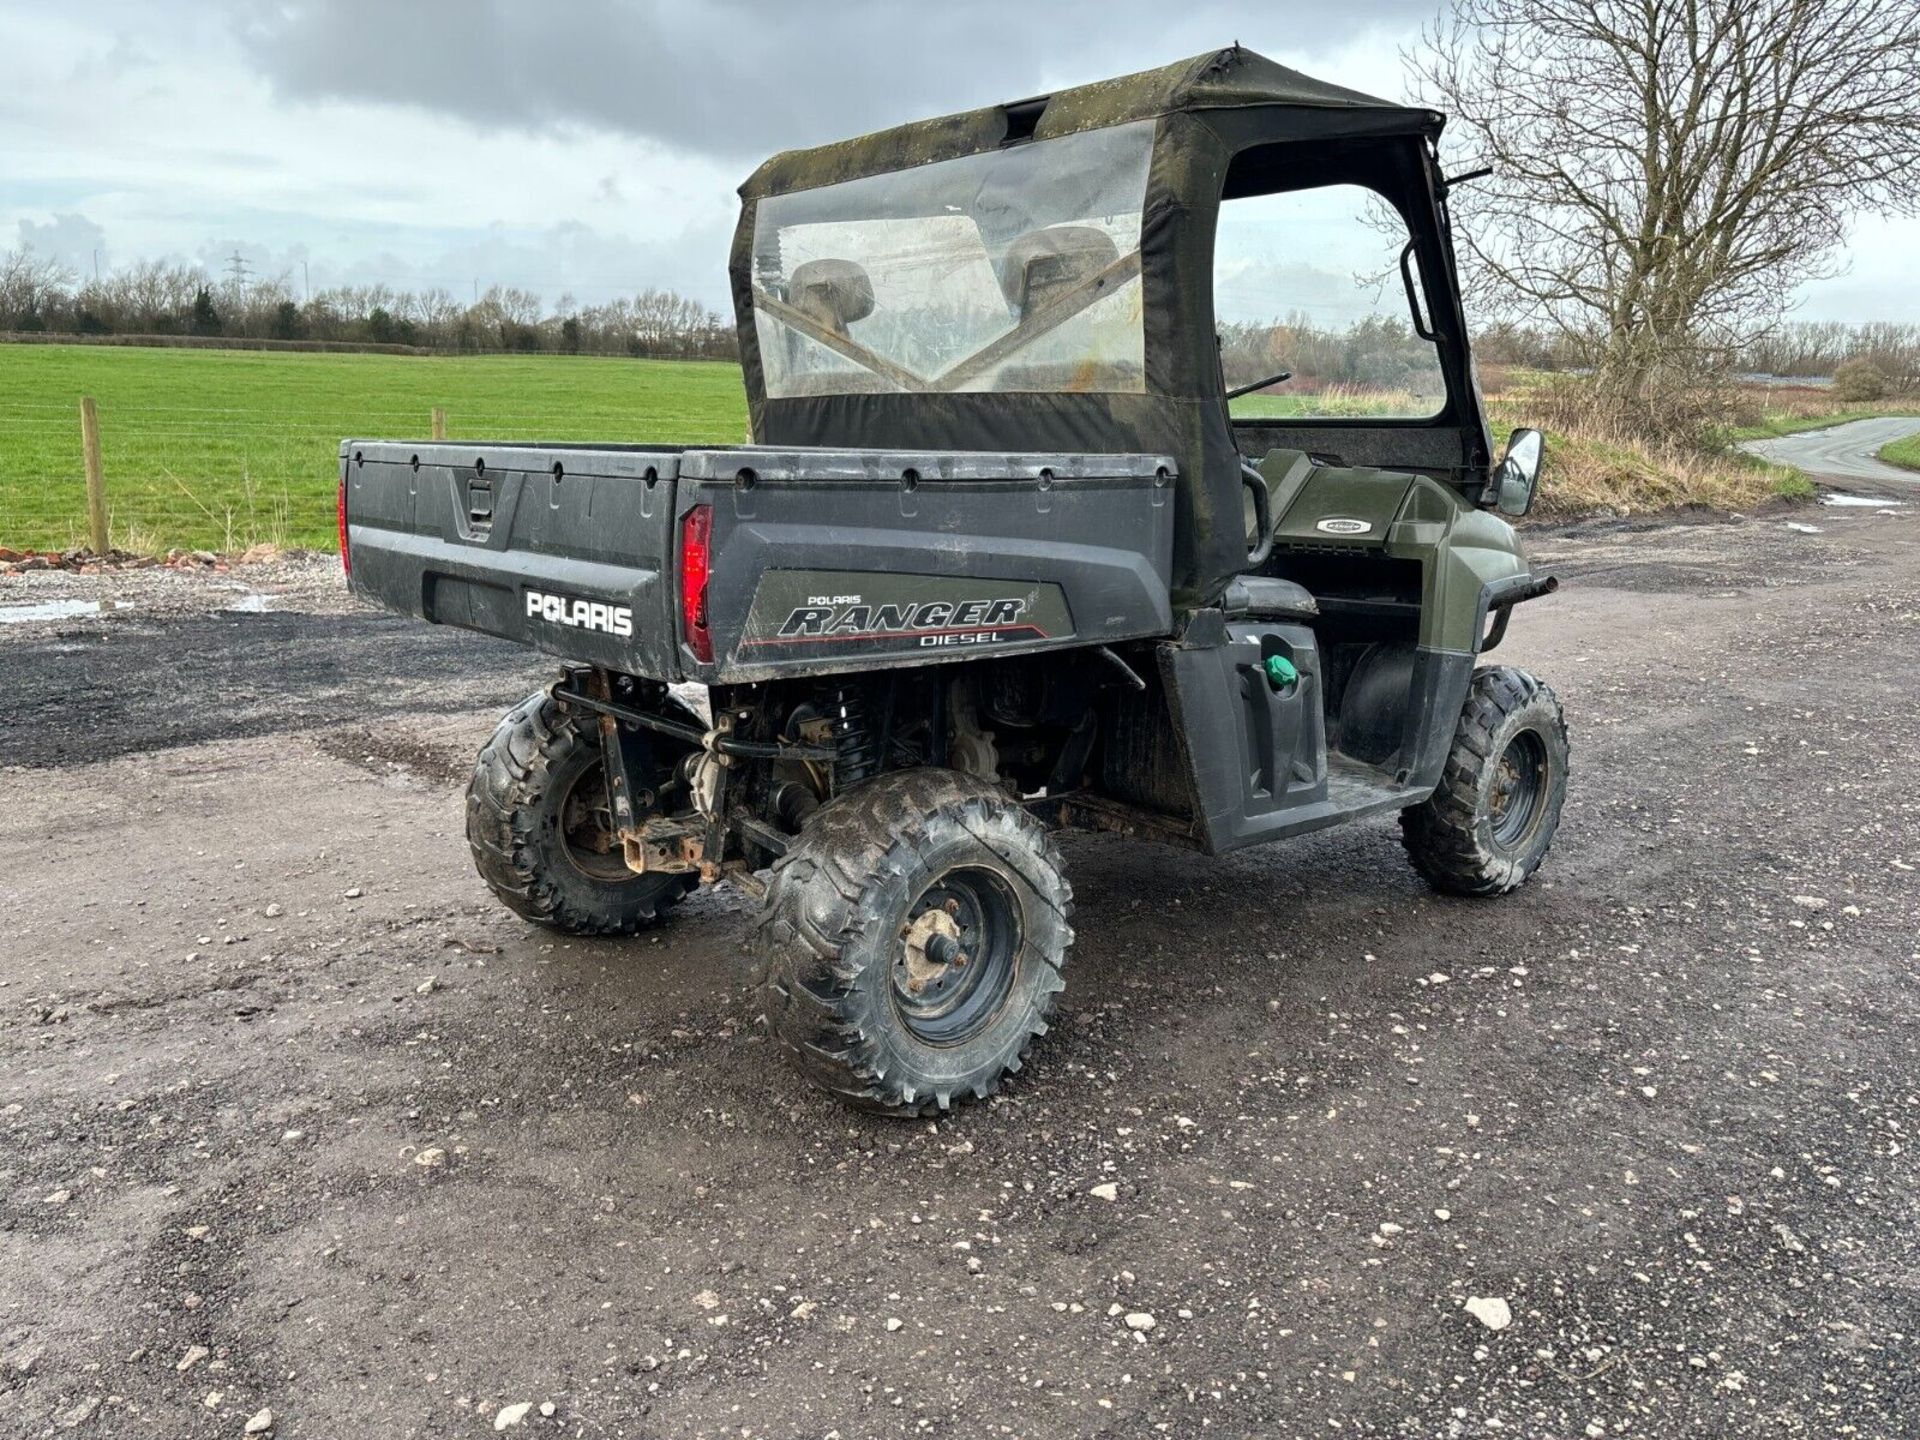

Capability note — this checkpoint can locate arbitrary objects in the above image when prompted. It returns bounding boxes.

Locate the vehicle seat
[999,226,1120,318]
[1221,574,1319,621]
[788,259,874,335]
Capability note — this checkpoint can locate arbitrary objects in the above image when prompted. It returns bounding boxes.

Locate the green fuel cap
[1263,654,1299,690]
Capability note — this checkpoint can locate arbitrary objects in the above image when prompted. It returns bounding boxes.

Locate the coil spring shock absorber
[830,684,878,790]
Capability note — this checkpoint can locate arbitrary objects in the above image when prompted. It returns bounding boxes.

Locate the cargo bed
[341,442,1178,683]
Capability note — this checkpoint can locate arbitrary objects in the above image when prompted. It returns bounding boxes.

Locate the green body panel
[1256,452,1529,653]
[1270,464,1415,549]
[1387,475,1528,651]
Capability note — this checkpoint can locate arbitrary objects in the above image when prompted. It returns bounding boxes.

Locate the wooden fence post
[79,396,109,556]
[431,406,447,440]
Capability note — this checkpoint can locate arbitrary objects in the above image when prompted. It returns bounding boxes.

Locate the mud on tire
[1400,666,1569,896]
[466,690,695,935]
[753,768,1073,1116]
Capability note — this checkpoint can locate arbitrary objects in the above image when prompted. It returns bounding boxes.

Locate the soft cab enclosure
[732,45,1496,610]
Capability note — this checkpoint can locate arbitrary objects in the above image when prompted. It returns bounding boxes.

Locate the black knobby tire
[753,768,1073,1117]
[1400,666,1569,896]
[466,690,696,934]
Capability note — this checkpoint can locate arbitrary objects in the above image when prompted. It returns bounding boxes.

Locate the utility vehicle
[341,47,1568,1114]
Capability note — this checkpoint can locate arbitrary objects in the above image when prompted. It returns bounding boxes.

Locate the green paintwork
[1386,474,1528,652]
[1270,464,1416,549]
[1257,451,1530,653]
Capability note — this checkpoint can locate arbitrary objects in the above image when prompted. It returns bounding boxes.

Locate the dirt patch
[0,608,547,769]
[2,505,1917,1438]
[313,726,480,788]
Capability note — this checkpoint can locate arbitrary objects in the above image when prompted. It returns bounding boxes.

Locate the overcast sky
[3,0,1914,321]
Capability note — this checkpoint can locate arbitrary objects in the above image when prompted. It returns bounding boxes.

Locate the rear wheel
[754,769,1072,1116]
[1400,666,1569,896]
[466,691,696,934]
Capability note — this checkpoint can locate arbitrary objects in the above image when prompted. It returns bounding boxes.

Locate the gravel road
[1742,414,1920,486]
[3,504,1917,1439]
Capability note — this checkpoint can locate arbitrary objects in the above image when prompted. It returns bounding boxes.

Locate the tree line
[1736,322,1920,389]
[1221,312,1920,396]
[0,249,737,359]
[5,244,1917,396]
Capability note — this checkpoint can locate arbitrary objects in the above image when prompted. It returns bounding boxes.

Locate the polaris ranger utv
[341,47,1567,1115]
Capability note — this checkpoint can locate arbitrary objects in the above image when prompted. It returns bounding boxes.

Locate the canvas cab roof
[741,46,1442,201]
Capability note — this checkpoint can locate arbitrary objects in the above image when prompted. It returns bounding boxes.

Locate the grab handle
[1242,463,1274,568]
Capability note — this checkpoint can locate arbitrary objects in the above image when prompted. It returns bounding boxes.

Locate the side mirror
[1492,428,1544,516]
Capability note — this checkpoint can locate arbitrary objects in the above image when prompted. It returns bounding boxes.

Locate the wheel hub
[1488,729,1548,849]
[561,768,629,880]
[888,870,1021,1046]
[901,905,968,997]
[1490,756,1520,817]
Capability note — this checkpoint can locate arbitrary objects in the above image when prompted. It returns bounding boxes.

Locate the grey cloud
[195,220,739,310]
[421,219,737,307]
[18,213,108,276]
[226,0,1431,160]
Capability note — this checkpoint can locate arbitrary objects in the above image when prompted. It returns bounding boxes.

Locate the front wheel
[754,769,1073,1116]
[1400,666,1569,896]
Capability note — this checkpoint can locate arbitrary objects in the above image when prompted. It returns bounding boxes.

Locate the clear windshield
[751,121,1153,398]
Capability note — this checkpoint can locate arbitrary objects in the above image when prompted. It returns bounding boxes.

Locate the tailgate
[683,447,1178,682]
[342,441,685,679]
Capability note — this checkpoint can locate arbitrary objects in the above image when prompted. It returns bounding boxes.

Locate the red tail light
[679,503,713,663]
[337,468,351,576]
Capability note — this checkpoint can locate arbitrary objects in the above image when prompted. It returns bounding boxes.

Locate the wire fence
[0,350,751,555]
[4,402,484,554]
[4,404,347,554]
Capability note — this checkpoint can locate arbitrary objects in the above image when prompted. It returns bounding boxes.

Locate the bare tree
[0,248,76,328]
[1411,0,1920,428]
[415,286,462,345]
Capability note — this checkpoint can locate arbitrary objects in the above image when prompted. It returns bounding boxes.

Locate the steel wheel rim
[1488,729,1549,850]
[559,762,632,882]
[890,867,1022,1046]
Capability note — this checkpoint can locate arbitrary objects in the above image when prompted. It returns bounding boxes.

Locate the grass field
[0,343,1839,555]
[1880,432,1920,472]
[1,344,750,553]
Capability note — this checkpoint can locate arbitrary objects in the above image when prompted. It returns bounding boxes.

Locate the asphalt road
[3,504,1918,1438]
[1742,414,1920,485]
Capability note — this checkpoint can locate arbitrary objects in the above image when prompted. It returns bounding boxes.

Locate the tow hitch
[553,670,834,887]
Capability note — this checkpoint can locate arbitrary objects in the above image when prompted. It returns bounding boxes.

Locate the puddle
[1783,521,1824,534]
[215,581,280,614]
[1823,492,1907,508]
[0,598,130,625]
